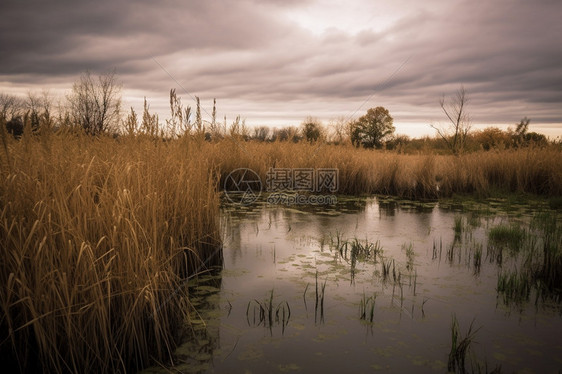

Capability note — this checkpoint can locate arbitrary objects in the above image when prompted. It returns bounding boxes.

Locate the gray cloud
[0,0,561,136]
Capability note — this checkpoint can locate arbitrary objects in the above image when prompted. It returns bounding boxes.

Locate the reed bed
[0,132,221,373]
[206,141,562,198]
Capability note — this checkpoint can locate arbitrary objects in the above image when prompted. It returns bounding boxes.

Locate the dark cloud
[0,0,560,136]
[0,0,292,75]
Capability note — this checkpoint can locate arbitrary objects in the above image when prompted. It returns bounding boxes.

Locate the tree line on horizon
[0,71,554,154]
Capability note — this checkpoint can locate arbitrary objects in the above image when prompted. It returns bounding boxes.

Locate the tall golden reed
[206,140,562,198]
[0,131,221,373]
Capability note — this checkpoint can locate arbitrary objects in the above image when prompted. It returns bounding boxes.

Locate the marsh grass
[432,237,444,260]
[467,212,482,228]
[328,232,383,283]
[448,315,480,374]
[246,290,291,334]
[210,142,562,198]
[330,233,382,262]
[488,224,526,251]
[359,293,376,323]
[454,215,463,236]
[497,272,533,306]
[495,212,562,307]
[314,271,327,324]
[403,242,415,271]
[344,238,383,275]
[381,258,395,282]
[473,243,483,275]
[0,133,222,372]
[532,212,562,296]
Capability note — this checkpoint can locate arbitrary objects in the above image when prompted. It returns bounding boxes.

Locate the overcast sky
[1,0,561,137]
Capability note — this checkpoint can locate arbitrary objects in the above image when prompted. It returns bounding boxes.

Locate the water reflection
[145,197,562,373]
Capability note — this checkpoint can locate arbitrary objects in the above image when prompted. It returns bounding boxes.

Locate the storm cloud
[1,0,561,136]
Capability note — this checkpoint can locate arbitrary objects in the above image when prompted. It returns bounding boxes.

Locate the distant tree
[473,127,510,150]
[0,93,24,122]
[511,116,530,147]
[350,106,395,149]
[272,126,301,142]
[515,117,530,137]
[385,134,410,151]
[24,96,40,133]
[430,86,471,154]
[5,116,24,138]
[2,91,54,137]
[301,117,324,142]
[67,71,122,135]
[252,126,270,142]
[524,132,547,146]
[327,117,352,144]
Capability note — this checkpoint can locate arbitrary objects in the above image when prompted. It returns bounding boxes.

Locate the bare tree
[68,71,122,135]
[252,126,270,142]
[32,90,54,128]
[329,116,352,144]
[0,93,24,121]
[430,86,471,154]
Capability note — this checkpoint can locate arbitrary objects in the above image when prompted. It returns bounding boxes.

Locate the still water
[145,197,562,373]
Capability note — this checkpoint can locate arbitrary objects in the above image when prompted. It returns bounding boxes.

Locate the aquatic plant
[381,258,394,282]
[454,215,463,236]
[497,271,533,307]
[488,224,526,251]
[246,290,291,334]
[432,237,443,260]
[314,271,327,324]
[359,293,376,323]
[448,315,480,374]
[403,242,415,270]
[473,243,483,275]
[495,212,562,307]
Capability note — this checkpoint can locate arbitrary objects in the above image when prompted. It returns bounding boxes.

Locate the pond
[143,196,562,373]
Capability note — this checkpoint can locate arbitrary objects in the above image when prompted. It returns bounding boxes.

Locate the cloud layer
[1,0,561,136]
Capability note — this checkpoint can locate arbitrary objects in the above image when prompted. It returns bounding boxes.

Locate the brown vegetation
[206,140,562,198]
[0,129,221,373]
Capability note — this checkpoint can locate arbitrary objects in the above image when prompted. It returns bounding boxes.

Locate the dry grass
[207,140,562,198]
[0,130,221,373]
